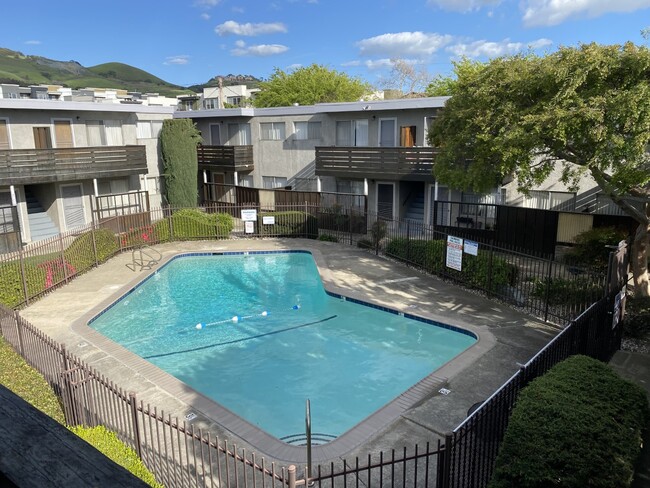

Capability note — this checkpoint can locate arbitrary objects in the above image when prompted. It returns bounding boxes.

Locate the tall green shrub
[564,226,628,271]
[159,119,201,208]
[490,355,649,488]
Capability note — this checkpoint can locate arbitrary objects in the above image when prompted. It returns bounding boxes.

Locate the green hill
[0,48,190,97]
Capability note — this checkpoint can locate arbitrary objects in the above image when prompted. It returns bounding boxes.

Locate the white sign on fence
[241,209,257,222]
[262,216,275,225]
[446,235,464,271]
[464,239,479,256]
[244,221,255,234]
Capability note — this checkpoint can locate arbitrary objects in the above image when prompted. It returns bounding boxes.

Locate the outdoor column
[93,179,99,197]
[203,170,208,183]
[316,176,322,192]
[434,180,439,201]
[364,178,369,196]
[9,185,16,206]
[141,174,148,192]
[234,171,239,186]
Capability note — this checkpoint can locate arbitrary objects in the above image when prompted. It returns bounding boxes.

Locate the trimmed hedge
[70,425,163,487]
[153,208,234,242]
[530,276,604,306]
[385,238,517,290]
[489,355,649,488]
[258,211,318,238]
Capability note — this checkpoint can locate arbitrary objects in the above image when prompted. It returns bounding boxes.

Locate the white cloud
[522,0,650,27]
[216,20,287,36]
[356,32,453,58]
[427,0,503,12]
[286,63,303,70]
[200,13,211,20]
[231,6,245,13]
[231,40,289,56]
[24,40,41,45]
[164,55,191,65]
[194,0,221,6]
[447,38,552,58]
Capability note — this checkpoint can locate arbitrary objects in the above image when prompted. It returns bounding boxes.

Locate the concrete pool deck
[20,238,558,466]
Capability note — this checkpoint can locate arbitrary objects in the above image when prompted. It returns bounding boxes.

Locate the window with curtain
[294,121,322,140]
[86,121,106,146]
[239,175,254,187]
[136,121,163,139]
[260,122,286,140]
[228,123,251,145]
[104,120,123,146]
[262,176,288,189]
[335,120,368,146]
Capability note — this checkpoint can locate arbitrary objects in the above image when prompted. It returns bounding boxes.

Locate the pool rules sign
[446,236,463,271]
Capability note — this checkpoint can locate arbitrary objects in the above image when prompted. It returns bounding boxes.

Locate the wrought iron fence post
[437,433,453,488]
[167,205,175,242]
[129,392,143,459]
[14,310,24,357]
[487,241,495,297]
[18,246,29,305]
[305,399,312,480]
[543,257,553,322]
[349,208,353,245]
[91,221,99,267]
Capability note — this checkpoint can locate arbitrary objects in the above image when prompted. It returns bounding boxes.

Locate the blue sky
[1,0,649,88]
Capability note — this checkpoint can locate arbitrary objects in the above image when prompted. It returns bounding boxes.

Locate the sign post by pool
[446,235,464,271]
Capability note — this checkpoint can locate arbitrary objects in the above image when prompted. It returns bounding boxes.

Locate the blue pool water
[90,252,476,440]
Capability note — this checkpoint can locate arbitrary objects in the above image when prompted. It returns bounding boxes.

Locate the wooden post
[288,465,296,488]
[14,310,24,357]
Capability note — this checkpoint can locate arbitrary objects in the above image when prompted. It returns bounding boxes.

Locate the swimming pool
[90,251,476,442]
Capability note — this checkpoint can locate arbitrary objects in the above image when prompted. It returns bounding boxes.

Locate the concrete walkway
[20,239,558,466]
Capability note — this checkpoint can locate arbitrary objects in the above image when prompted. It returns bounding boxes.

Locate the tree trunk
[631,215,650,298]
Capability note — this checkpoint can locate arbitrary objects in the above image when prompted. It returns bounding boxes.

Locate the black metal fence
[0,205,21,254]
[0,199,630,487]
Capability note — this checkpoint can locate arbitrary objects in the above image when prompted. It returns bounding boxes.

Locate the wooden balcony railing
[197,145,254,172]
[0,145,147,185]
[315,146,437,180]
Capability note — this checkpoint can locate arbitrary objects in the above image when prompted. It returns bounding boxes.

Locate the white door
[210,124,221,145]
[61,184,86,230]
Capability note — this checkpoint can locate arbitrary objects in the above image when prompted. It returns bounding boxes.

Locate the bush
[385,238,516,289]
[623,295,650,340]
[318,233,339,242]
[530,276,603,306]
[65,229,119,270]
[357,238,373,249]
[69,425,163,487]
[153,208,233,241]
[564,227,628,271]
[258,211,317,238]
[489,355,649,488]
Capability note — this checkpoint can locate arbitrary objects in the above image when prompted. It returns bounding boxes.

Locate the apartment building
[0,97,173,244]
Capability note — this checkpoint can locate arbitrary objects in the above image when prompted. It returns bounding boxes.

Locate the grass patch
[0,335,65,424]
[70,425,163,487]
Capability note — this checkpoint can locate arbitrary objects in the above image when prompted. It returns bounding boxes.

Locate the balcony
[0,146,147,185]
[197,145,254,172]
[315,146,437,180]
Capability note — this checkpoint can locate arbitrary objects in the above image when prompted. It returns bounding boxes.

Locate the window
[204,98,219,109]
[136,120,163,139]
[228,123,251,145]
[97,178,130,195]
[227,96,243,106]
[239,175,254,187]
[294,121,322,140]
[524,190,576,211]
[87,120,123,146]
[0,120,10,150]
[336,180,364,195]
[336,120,368,146]
[379,118,396,147]
[260,122,286,141]
[262,176,288,189]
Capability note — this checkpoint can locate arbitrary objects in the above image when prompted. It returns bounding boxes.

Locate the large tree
[428,43,650,296]
[159,119,202,208]
[253,64,371,107]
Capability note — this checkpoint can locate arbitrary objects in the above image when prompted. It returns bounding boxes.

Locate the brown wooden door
[33,127,52,149]
[54,120,73,148]
[400,126,416,147]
